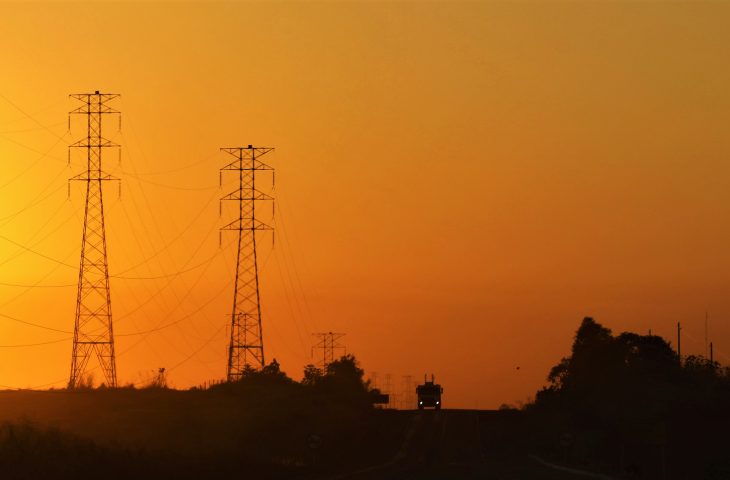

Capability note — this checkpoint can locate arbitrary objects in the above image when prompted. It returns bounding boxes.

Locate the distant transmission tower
[383,373,393,408]
[401,375,415,409]
[221,146,274,381]
[312,332,346,370]
[68,91,121,388]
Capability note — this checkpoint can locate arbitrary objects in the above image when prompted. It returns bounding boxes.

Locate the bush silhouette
[532,316,730,477]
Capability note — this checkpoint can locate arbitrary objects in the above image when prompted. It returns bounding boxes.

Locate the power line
[0,132,69,190]
[118,171,218,191]
[115,277,231,337]
[0,92,68,141]
[167,323,227,373]
[0,173,66,225]
[115,150,217,176]
[0,281,73,288]
[114,250,222,280]
[114,122,223,366]
[0,338,70,348]
[274,197,322,332]
[0,133,67,164]
[0,233,76,269]
[0,233,222,281]
[0,312,71,334]
[110,187,220,277]
[0,121,66,134]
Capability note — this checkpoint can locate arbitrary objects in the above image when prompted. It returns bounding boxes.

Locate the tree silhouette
[533,316,730,477]
[301,364,323,386]
[311,354,373,406]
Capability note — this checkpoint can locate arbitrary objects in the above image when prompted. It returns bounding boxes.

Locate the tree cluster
[212,354,377,407]
[531,317,730,478]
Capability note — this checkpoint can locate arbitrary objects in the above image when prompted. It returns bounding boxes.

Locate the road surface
[333,410,598,480]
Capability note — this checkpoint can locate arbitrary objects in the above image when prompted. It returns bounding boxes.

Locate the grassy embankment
[0,360,410,479]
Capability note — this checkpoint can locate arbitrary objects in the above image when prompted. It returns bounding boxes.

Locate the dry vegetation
[0,357,409,479]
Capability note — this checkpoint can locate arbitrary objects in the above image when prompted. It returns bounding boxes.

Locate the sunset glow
[1,1,729,409]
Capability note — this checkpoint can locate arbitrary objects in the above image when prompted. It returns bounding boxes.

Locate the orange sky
[1,1,730,408]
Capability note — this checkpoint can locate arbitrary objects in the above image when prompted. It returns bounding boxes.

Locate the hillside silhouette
[0,355,406,479]
[1,323,729,479]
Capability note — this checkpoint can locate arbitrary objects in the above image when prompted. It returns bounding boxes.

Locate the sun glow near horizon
[0,1,729,406]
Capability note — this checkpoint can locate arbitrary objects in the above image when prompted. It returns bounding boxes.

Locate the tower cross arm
[70,138,120,149]
[220,218,273,231]
[220,146,274,156]
[69,172,119,182]
[220,190,274,202]
[220,159,274,171]
[69,93,121,114]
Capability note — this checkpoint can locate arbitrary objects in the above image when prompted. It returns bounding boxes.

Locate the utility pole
[677,322,682,365]
[312,332,346,370]
[68,91,121,389]
[220,146,275,381]
[705,312,709,359]
[710,342,714,364]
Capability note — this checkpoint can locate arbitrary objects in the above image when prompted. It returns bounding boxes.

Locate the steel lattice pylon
[220,146,274,381]
[312,332,346,370]
[68,91,120,388]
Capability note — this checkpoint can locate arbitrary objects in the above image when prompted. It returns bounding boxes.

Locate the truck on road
[416,374,443,410]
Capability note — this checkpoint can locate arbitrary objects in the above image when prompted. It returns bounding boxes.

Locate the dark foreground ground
[329,409,592,480]
[0,389,594,480]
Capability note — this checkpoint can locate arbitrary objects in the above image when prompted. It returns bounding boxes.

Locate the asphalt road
[335,410,593,480]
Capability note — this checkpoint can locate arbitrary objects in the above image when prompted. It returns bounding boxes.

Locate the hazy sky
[1,1,729,408]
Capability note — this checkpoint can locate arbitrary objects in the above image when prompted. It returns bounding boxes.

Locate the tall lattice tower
[220,146,274,381]
[68,91,120,388]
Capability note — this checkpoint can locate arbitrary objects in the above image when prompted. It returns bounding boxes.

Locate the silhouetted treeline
[0,355,407,479]
[528,317,730,479]
[191,354,401,472]
[208,354,383,411]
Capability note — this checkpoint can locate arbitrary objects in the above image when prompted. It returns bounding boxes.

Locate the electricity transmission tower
[220,146,274,381]
[68,91,121,388]
[369,371,378,390]
[312,332,346,370]
[383,373,393,408]
[401,375,415,409]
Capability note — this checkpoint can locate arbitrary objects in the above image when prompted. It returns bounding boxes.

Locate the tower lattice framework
[221,146,274,381]
[68,91,120,388]
[312,332,346,370]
